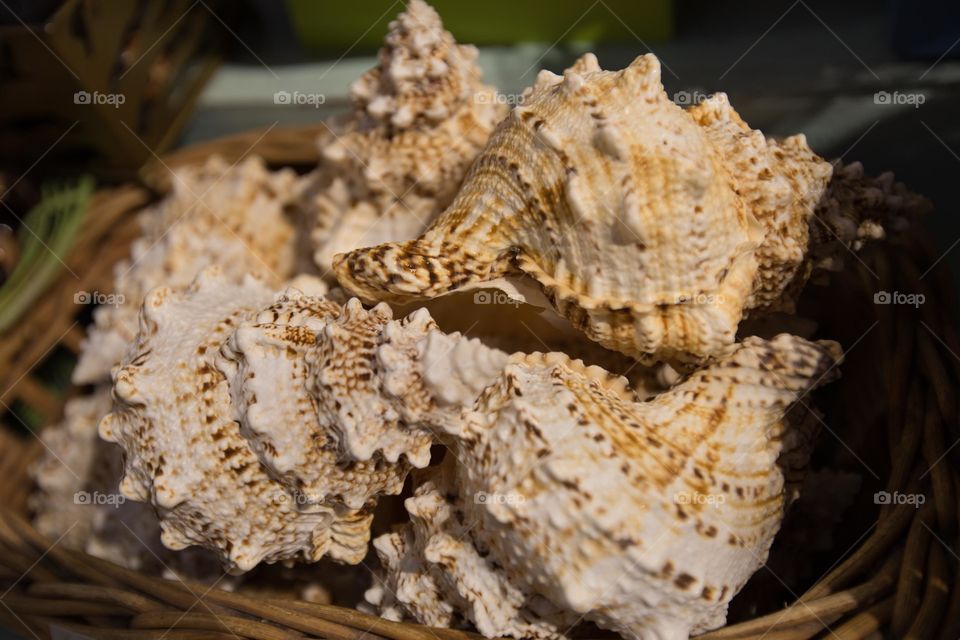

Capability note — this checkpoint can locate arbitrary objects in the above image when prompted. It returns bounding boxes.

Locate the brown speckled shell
[300,0,506,277]
[369,334,841,639]
[333,54,836,366]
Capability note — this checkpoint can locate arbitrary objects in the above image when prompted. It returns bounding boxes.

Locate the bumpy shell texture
[334,53,840,366]
[74,155,297,384]
[30,388,117,550]
[368,334,841,639]
[216,288,507,508]
[28,387,230,582]
[100,270,364,572]
[300,0,506,276]
[101,268,510,571]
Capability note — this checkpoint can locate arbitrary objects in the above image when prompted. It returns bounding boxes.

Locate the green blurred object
[0,177,94,334]
[287,0,673,51]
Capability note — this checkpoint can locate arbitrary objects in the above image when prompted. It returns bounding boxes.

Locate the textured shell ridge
[329,52,910,368]
[368,334,841,639]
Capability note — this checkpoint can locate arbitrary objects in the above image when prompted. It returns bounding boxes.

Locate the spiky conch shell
[27,387,235,583]
[333,53,843,366]
[298,0,506,276]
[99,270,365,572]
[73,155,298,385]
[368,334,841,639]
[100,268,510,572]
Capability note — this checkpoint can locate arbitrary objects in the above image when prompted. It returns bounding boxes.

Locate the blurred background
[0,1,958,636]
[1,0,958,279]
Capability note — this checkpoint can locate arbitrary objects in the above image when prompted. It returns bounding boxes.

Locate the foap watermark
[873,90,925,108]
[265,487,316,508]
[475,491,525,505]
[673,90,710,106]
[74,490,125,507]
[476,92,526,106]
[274,90,326,108]
[74,90,125,108]
[474,290,522,307]
[674,490,725,506]
[874,490,925,508]
[675,292,725,305]
[75,290,125,307]
[874,290,924,308]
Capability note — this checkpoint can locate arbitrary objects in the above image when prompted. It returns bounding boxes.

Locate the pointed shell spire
[301,0,507,277]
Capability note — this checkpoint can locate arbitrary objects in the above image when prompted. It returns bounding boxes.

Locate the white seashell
[298,0,506,277]
[369,334,841,639]
[334,54,899,367]
[74,155,298,384]
[100,268,510,571]
[28,386,231,582]
[29,388,116,550]
[99,269,357,572]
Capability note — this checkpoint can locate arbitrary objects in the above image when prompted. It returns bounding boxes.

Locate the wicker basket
[0,0,222,173]
[0,124,958,640]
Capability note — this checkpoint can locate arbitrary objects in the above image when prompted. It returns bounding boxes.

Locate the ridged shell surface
[369,334,840,639]
[334,54,837,365]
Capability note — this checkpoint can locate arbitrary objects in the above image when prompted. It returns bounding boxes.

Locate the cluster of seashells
[30,1,930,638]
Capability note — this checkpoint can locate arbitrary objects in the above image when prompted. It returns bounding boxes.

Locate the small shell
[369,334,841,639]
[805,160,932,275]
[299,0,506,276]
[369,459,579,639]
[29,387,116,549]
[74,156,298,384]
[334,54,839,366]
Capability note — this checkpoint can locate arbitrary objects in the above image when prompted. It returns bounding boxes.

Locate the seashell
[805,160,932,276]
[298,0,506,277]
[334,53,849,365]
[73,155,299,384]
[99,269,361,572]
[30,387,117,550]
[368,458,580,638]
[28,387,232,583]
[369,334,841,639]
[100,268,510,571]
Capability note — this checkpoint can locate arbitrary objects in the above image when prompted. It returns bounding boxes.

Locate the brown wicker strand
[829,596,893,639]
[891,503,937,634]
[131,610,307,640]
[905,542,952,639]
[694,553,900,639]
[28,582,172,614]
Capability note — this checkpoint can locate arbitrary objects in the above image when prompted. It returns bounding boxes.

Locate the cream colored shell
[299,0,506,277]
[73,155,298,384]
[30,388,117,550]
[333,53,839,366]
[28,387,230,582]
[99,270,362,572]
[100,268,511,571]
[216,288,507,509]
[369,334,841,639]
